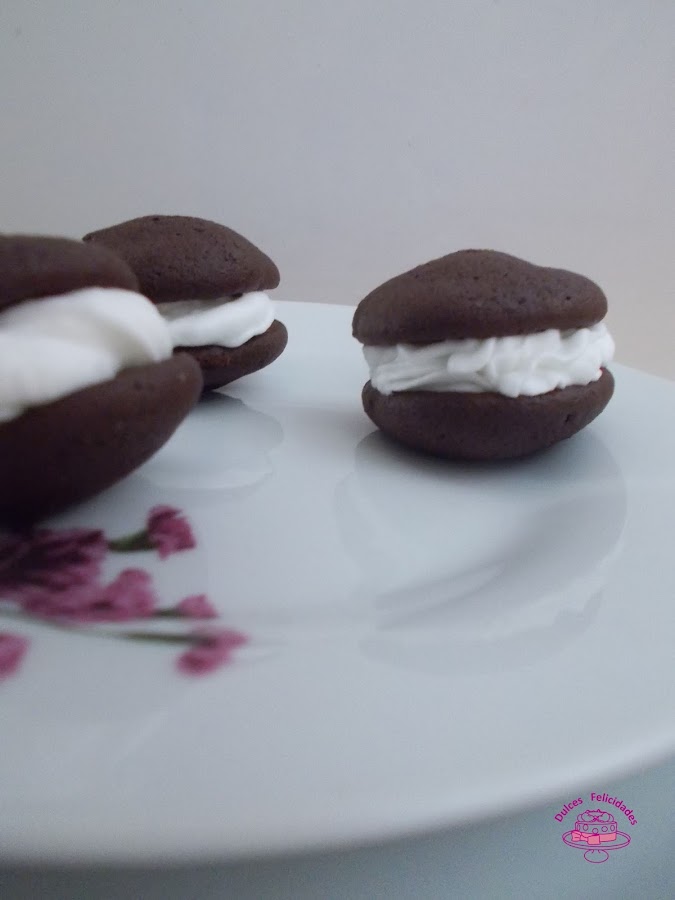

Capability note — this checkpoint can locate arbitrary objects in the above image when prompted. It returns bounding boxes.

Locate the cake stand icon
[562,809,631,863]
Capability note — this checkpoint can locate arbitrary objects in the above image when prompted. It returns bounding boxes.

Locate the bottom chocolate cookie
[0,354,202,526]
[361,369,615,460]
[177,319,288,391]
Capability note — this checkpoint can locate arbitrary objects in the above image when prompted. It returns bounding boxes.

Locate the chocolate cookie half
[352,250,615,460]
[84,215,288,390]
[0,235,202,525]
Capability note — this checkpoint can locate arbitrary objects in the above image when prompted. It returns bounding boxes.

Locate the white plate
[1,300,674,864]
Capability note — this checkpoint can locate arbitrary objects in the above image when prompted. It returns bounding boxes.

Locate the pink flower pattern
[0,528,106,603]
[20,568,157,622]
[0,632,29,679]
[0,508,246,679]
[146,506,196,559]
[177,629,248,676]
[176,594,218,619]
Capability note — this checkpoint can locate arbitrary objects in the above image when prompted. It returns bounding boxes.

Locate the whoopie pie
[84,215,287,390]
[352,249,615,459]
[0,235,202,525]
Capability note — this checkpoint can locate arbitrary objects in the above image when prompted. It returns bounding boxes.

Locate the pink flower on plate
[146,506,196,559]
[20,569,157,623]
[176,594,218,619]
[176,628,248,676]
[0,632,29,680]
[84,569,158,622]
[0,528,106,604]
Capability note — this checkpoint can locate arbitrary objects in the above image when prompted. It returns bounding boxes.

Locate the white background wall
[1,0,673,376]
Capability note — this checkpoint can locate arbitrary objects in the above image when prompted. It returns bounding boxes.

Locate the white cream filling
[0,287,172,422]
[156,291,274,348]
[364,323,614,398]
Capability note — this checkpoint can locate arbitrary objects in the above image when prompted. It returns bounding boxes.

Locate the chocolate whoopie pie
[84,215,288,390]
[0,235,202,525]
[352,250,615,460]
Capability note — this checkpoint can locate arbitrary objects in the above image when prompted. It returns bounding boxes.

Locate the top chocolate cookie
[352,250,608,345]
[83,215,280,302]
[0,235,139,311]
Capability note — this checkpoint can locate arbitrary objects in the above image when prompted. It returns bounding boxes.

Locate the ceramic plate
[1,301,674,864]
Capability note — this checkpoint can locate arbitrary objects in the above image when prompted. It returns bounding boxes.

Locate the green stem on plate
[0,605,200,646]
[107,529,153,553]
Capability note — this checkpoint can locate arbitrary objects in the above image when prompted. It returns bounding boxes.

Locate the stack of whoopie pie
[0,235,202,525]
[352,250,615,459]
[3,220,617,528]
[84,215,287,390]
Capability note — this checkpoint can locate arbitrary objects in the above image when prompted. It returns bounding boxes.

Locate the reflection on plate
[336,431,627,673]
[141,393,284,498]
[0,301,674,865]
